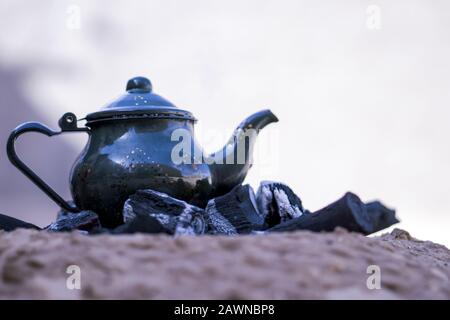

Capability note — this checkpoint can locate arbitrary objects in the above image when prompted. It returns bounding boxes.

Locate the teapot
[7,77,278,227]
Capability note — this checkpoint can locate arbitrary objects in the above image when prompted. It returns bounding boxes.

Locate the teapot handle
[6,113,90,213]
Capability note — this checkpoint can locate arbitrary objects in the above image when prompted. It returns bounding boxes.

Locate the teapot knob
[126,76,152,92]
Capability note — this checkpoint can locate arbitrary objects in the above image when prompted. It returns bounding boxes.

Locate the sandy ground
[0,228,448,299]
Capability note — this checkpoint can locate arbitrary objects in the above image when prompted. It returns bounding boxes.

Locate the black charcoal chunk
[111,214,168,234]
[175,208,207,236]
[0,213,41,231]
[268,192,373,235]
[45,210,101,232]
[122,189,206,235]
[205,185,264,234]
[365,201,399,232]
[203,204,238,235]
[256,181,304,227]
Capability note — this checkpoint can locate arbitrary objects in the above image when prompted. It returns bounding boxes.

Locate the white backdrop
[0,0,449,245]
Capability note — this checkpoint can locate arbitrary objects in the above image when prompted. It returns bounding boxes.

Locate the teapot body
[7,77,278,229]
[71,118,213,227]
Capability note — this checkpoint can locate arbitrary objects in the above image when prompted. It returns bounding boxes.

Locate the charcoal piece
[203,204,238,235]
[123,198,177,233]
[124,199,178,233]
[45,210,101,232]
[256,181,304,227]
[111,214,168,234]
[123,189,203,220]
[268,192,373,235]
[175,208,207,236]
[122,189,206,235]
[0,213,41,231]
[205,184,264,234]
[365,201,399,232]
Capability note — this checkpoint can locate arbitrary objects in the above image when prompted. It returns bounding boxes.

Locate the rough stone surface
[0,228,448,299]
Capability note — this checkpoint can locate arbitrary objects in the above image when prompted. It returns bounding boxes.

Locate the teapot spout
[207,109,278,197]
[239,109,279,132]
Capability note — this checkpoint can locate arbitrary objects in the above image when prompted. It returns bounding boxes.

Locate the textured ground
[0,228,449,299]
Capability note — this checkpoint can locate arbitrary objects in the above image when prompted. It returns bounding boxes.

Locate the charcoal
[124,203,178,233]
[45,210,101,232]
[365,201,399,232]
[256,181,304,227]
[203,206,238,235]
[122,189,206,235]
[205,184,264,234]
[268,192,373,235]
[175,208,207,236]
[0,213,41,231]
[111,214,168,234]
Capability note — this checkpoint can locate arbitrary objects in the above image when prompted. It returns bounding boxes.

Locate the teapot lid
[85,76,196,123]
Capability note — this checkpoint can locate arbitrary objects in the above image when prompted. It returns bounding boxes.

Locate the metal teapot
[7,77,278,227]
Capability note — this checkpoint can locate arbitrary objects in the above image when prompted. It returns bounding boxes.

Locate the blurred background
[0,0,448,245]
